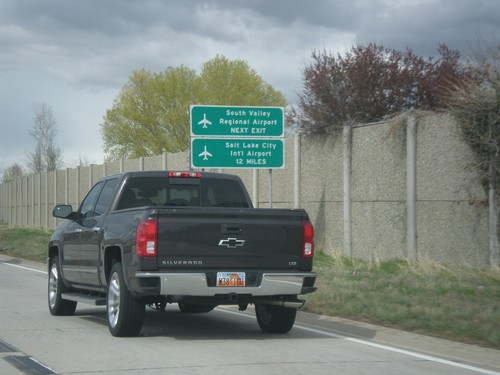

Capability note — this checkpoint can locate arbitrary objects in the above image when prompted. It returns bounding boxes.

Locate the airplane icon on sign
[198,146,213,160]
[198,113,212,129]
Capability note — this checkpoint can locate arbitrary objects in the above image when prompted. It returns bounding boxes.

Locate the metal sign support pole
[268,169,273,208]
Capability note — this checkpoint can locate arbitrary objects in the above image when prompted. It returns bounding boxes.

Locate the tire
[48,256,77,316]
[178,302,216,313]
[107,263,145,337]
[255,304,297,334]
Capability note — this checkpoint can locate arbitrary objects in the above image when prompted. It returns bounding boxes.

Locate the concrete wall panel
[416,113,485,201]
[351,201,406,260]
[417,201,489,265]
[352,121,406,201]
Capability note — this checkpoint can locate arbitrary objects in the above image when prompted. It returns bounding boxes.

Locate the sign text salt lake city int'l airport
[191,138,284,169]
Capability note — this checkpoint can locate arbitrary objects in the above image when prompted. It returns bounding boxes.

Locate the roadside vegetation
[1,224,499,349]
[0,224,51,263]
[308,252,500,349]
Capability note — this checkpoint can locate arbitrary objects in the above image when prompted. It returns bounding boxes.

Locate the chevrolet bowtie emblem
[218,238,245,248]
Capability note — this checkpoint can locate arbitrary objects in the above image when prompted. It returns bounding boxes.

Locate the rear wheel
[178,302,216,313]
[48,256,77,315]
[107,263,145,337]
[255,304,297,334]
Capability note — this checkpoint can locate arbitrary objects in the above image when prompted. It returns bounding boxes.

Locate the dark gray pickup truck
[48,170,316,336]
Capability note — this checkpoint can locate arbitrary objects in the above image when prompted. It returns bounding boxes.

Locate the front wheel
[255,304,297,334]
[48,256,77,315]
[107,263,145,337]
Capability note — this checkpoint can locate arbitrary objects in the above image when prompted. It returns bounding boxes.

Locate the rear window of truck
[116,177,249,209]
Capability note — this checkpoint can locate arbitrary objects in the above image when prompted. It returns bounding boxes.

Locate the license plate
[216,272,245,287]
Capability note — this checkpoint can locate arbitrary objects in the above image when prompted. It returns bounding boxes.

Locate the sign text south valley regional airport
[190,105,284,137]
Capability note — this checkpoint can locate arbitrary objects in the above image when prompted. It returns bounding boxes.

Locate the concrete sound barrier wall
[0,111,492,266]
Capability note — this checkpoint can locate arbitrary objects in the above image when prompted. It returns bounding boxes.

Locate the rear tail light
[302,222,314,258]
[136,219,158,257]
[168,171,201,178]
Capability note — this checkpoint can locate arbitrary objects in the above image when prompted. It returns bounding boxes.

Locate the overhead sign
[191,138,284,169]
[190,105,284,137]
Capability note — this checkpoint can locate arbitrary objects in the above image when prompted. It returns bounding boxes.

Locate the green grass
[1,224,499,349]
[0,224,51,263]
[307,252,500,349]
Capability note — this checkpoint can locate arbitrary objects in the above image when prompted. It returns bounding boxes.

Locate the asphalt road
[1,255,499,375]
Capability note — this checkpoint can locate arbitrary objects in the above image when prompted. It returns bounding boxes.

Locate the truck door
[61,181,103,286]
[60,219,83,284]
[79,178,119,287]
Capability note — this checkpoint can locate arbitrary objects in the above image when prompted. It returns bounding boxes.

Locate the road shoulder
[297,310,500,372]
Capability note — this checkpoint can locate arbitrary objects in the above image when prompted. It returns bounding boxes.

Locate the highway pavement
[1,254,499,375]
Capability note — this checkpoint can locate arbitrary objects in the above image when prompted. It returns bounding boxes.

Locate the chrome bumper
[135,272,316,296]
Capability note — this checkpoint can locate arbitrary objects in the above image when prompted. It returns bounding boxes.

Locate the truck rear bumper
[135,271,316,296]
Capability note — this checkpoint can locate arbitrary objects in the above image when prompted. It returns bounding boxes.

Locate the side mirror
[82,218,97,228]
[53,205,76,219]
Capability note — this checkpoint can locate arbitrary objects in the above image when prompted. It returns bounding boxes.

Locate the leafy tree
[297,43,467,133]
[27,103,63,172]
[447,37,500,267]
[102,67,200,159]
[199,55,287,106]
[101,56,287,160]
[2,163,25,183]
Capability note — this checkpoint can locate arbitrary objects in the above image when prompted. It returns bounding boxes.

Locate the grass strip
[0,224,51,263]
[307,253,500,349]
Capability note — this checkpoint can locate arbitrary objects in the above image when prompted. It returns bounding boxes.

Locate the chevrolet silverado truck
[48,170,316,337]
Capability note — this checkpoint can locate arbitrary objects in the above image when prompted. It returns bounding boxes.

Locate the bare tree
[27,143,44,173]
[2,163,25,183]
[27,103,63,172]
[448,36,500,267]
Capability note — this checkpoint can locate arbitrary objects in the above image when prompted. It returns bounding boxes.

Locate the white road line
[218,308,500,375]
[0,262,46,274]
[296,324,500,375]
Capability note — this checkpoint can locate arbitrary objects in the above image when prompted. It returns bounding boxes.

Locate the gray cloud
[1,0,499,177]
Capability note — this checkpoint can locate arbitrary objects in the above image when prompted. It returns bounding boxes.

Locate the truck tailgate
[156,207,307,270]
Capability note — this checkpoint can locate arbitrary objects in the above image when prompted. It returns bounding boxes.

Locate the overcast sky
[1,0,499,177]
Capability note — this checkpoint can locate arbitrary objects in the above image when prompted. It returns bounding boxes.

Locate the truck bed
[156,207,312,271]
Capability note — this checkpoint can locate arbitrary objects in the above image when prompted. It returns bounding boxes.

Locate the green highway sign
[191,138,284,169]
[190,105,284,137]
